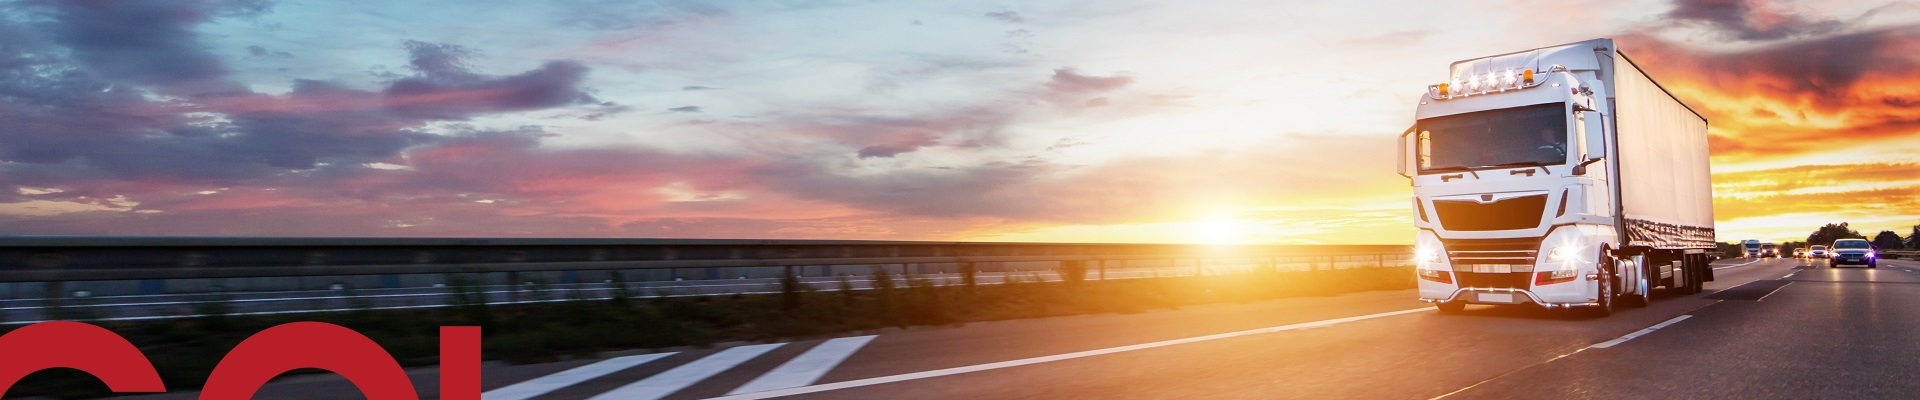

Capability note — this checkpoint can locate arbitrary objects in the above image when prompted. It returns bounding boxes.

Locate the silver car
[1809,245,1829,259]
[1830,239,1877,268]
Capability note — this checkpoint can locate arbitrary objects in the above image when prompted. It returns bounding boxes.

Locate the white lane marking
[1781,272,1797,280]
[587,343,785,400]
[1712,259,1763,270]
[1592,315,1692,349]
[482,352,676,400]
[707,307,1431,400]
[727,335,878,395]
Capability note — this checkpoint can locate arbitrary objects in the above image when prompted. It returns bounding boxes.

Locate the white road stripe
[707,307,1431,400]
[1712,259,1763,270]
[1781,272,1797,280]
[587,343,785,400]
[482,352,676,400]
[1592,315,1692,349]
[727,335,878,395]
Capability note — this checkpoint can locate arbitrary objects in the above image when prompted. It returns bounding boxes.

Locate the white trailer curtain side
[1607,50,1715,250]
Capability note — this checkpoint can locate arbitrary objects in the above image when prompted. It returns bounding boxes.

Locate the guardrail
[0,237,1412,322]
[1883,250,1918,260]
[1,237,1409,295]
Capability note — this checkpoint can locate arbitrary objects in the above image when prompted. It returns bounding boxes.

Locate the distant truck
[1742,239,1761,258]
[1399,38,1717,317]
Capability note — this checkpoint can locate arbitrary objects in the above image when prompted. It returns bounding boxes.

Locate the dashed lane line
[1592,315,1693,349]
[1713,259,1764,270]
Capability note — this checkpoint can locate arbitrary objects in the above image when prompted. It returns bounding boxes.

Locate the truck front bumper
[1419,272,1602,308]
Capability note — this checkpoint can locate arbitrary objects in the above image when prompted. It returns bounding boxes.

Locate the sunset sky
[1,0,1916,244]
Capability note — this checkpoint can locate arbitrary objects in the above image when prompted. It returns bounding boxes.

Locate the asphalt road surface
[114,256,1920,399]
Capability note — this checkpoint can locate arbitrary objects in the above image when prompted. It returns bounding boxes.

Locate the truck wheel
[1436,301,1466,313]
[1674,257,1704,296]
[1586,268,1615,318]
[1617,255,1650,307]
[1677,255,1701,295]
[1691,255,1708,293]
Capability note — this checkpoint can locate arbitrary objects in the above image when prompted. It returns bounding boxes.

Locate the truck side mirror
[1573,111,1607,175]
[1397,125,1415,179]
[1584,111,1607,160]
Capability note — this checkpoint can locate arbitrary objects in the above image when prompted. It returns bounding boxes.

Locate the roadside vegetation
[6,266,1413,399]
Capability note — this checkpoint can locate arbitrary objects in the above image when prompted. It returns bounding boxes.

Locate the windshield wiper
[1421,166,1480,180]
[1485,161,1552,175]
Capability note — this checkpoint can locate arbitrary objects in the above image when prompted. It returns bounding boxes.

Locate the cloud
[682,85,716,91]
[1620,23,1920,161]
[1663,0,1842,41]
[985,10,1024,23]
[1714,163,1920,197]
[1341,30,1431,47]
[381,41,599,119]
[668,105,702,113]
[755,134,1402,225]
[26,0,260,96]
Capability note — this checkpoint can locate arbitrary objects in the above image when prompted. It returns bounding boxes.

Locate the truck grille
[1455,272,1531,289]
[1442,237,1541,267]
[1432,195,1547,231]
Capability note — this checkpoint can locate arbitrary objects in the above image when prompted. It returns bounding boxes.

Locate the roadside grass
[3,266,1413,399]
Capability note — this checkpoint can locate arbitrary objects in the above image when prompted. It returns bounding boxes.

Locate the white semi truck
[1396,38,1716,317]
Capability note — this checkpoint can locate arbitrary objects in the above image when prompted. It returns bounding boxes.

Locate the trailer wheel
[1680,255,1704,295]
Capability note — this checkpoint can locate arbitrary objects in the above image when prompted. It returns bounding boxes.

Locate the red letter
[0,322,165,396]
[199,322,417,400]
[440,326,480,400]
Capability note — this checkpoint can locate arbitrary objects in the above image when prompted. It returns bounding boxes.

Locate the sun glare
[1197,217,1247,245]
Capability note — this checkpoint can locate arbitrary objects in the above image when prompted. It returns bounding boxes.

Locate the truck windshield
[1417,103,1568,173]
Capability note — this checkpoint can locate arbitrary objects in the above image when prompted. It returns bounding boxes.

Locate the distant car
[1793,248,1807,258]
[1830,239,1877,268]
[1761,244,1779,258]
[1809,245,1829,259]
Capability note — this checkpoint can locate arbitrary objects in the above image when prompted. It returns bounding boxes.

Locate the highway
[113,256,1920,399]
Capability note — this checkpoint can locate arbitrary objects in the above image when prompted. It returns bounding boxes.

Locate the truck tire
[1586,268,1615,318]
[1620,257,1651,307]
[1682,255,1704,294]
[1436,301,1466,313]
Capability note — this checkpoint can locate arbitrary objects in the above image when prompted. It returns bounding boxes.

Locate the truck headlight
[1415,244,1441,264]
[1417,268,1452,284]
[1548,243,1583,262]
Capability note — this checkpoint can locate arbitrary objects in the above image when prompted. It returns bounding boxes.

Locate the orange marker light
[1522,69,1535,85]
